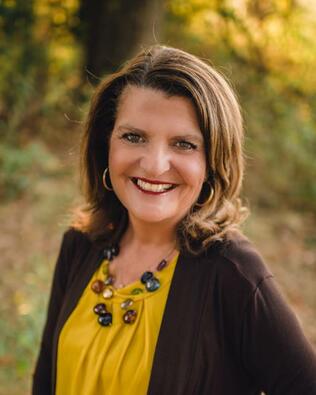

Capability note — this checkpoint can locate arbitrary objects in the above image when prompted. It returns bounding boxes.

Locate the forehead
[115,85,202,138]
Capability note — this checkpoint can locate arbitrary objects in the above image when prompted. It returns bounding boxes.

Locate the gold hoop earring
[102,168,113,191]
[195,181,214,207]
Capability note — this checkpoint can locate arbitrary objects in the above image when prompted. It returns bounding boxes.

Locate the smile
[131,177,177,194]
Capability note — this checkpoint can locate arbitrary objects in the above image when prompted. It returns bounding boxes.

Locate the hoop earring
[102,168,113,191]
[195,181,214,207]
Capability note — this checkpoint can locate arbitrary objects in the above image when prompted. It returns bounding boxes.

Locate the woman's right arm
[32,229,75,395]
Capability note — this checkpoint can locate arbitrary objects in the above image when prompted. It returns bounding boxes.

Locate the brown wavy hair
[72,45,248,253]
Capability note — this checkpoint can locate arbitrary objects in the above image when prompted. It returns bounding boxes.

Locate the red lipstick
[130,177,177,195]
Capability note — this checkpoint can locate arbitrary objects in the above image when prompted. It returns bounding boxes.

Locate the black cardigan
[32,228,316,395]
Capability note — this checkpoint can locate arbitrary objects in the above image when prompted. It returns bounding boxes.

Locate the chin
[129,209,179,225]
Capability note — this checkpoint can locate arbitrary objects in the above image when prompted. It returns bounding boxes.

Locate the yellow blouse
[56,253,179,395]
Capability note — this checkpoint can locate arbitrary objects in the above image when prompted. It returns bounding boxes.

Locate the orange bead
[91,279,105,294]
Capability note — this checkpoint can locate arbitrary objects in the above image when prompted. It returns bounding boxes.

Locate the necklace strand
[113,244,176,289]
[91,244,176,327]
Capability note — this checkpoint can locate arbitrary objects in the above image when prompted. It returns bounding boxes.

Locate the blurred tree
[0,0,48,141]
[0,0,315,212]
[0,0,80,199]
[78,0,163,77]
[162,0,316,212]
[0,0,80,142]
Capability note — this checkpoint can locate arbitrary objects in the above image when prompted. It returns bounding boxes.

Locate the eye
[120,132,145,144]
[175,140,198,150]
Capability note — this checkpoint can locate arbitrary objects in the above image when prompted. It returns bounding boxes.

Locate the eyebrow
[117,124,204,143]
[117,125,146,134]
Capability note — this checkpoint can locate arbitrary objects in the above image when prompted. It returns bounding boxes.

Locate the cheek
[180,157,206,189]
[108,141,128,174]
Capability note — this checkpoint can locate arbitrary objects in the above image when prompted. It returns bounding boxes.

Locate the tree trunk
[79,0,163,78]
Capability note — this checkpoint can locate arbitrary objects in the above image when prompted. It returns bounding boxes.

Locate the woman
[33,45,316,395]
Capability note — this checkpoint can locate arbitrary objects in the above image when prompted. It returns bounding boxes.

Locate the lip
[130,177,178,195]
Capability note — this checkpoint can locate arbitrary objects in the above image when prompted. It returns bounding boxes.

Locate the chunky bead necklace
[91,244,175,327]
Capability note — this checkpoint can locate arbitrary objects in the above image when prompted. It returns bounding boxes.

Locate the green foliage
[0,0,81,143]
[0,141,63,201]
[0,249,56,394]
[0,0,315,211]
[0,158,76,394]
[163,0,316,211]
[0,1,48,134]
[0,0,82,206]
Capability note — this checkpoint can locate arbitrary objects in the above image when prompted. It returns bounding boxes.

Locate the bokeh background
[0,1,316,394]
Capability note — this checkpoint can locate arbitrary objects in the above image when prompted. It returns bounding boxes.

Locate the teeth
[136,179,174,192]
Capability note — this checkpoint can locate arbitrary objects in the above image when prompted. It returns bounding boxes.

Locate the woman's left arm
[241,276,316,394]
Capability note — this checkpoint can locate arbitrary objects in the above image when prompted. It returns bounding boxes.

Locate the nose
[139,144,171,177]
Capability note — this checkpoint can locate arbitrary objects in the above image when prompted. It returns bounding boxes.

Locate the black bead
[141,271,153,284]
[93,303,107,316]
[98,312,112,326]
[145,277,160,292]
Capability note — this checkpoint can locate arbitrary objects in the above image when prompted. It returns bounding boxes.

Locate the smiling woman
[73,46,246,254]
[32,46,316,395]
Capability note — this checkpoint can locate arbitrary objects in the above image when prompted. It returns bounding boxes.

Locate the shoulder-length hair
[72,45,248,253]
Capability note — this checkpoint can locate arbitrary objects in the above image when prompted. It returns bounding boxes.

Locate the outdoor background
[0,1,316,394]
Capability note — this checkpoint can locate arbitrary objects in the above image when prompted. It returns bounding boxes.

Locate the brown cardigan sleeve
[218,235,316,394]
[241,276,316,394]
[32,229,76,395]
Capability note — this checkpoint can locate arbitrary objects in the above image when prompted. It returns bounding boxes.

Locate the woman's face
[108,85,207,228]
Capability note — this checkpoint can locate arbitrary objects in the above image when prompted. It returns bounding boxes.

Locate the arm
[241,276,316,394]
[32,229,75,395]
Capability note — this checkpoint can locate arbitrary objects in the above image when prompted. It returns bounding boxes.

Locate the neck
[120,217,178,250]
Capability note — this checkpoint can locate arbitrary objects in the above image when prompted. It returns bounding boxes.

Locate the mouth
[131,177,177,194]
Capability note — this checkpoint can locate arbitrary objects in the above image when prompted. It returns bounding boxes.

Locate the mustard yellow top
[56,253,179,395]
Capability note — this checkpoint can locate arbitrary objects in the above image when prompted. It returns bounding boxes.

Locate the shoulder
[54,227,93,266]
[56,227,97,269]
[55,227,101,286]
[203,230,273,295]
[61,227,92,251]
[220,230,272,286]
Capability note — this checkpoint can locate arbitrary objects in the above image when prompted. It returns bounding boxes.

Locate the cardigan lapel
[147,250,214,395]
[51,244,104,394]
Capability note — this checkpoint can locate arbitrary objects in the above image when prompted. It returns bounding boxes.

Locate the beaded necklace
[91,244,176,327]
